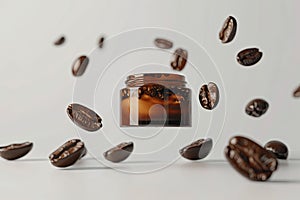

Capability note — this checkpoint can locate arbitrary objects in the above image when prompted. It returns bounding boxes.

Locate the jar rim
[125,73,187,87]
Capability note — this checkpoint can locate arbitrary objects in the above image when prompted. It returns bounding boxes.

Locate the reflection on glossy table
[0,158,299,200]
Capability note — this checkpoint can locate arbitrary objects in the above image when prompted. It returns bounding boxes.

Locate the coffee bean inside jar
[120,73,191,127]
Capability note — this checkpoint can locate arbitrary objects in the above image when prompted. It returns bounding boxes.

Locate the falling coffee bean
[264,140,289,160]
[219,16,237,43]
[67,103,102,132]
[245,98,269,117]
[104,142,134,163]
[54,35,65,46]
[72,55,89,77]
[171,48,188,71]
[154,38,173,49]
[237,48,263,66]
[0,142,33,160]
[225,136,278,181]
[179,138,213,161]
[98,36,105,48]
[49,139,86,168]
[199,82,219,110]
[293,86,300,97]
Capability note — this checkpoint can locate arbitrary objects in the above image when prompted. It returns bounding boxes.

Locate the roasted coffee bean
[171,48,188,71]
[67,103,102,132]
[293,86,300,97]
[245,98,269,117]
[0,142,33,160]
[72,55,89,77]
[225,136,278,181]
[104,142,134,163]
[199,82,219,110]
[180,138,213,161]
[219,16,237,43]
[264,140,289,160]
[139,84,173,100]
[49,139,86,168]
[98,36,105,48]
[237,48,263,66]
[54,36,65,46]
[154,38,173,49]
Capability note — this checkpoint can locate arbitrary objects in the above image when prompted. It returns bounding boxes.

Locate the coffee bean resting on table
[219,16,237,43]
[72,55,89,77]
[67,103,103,132]
[49,139,87,168]
[0,142,33,160]
[245,98,269,117]
[170,48,188,71]
[237,48,263,66]
[103,142,134,163]
[225,136,278,181]
[264,140,289,160]
[199,82,219,110]
[180,138,213,161]
[154,38,173,49]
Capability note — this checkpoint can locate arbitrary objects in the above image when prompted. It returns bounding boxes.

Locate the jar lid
[125,73,187,87]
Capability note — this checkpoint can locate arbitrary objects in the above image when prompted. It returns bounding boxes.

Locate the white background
[0,0,300,199]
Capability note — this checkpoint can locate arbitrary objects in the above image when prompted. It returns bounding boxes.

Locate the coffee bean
[49,139,86,168]
[225,136,278,181]
[104,142,134,163]
[72,56,89,77]
[179,138,213,160]
[237,48,263,66]
[98,36,105,48]
[67,103,102,132]
[54,36,65,46]
[154,38,173,49]
[264,140,289,160]
[293,86,300,97]
[199,82,219,110]
[0,142,33,160]
[245,98,269,117]
[171,48,188,71]
[219,16,237,43]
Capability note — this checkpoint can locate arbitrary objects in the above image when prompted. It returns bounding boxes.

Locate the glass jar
[120,73,191,127]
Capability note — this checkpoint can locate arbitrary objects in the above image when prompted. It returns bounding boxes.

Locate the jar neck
[125,73,187,87]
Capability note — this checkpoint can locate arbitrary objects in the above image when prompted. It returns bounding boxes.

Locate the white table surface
[1,157,299,200]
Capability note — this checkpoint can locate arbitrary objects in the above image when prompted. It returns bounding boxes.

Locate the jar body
[120,73,191,127]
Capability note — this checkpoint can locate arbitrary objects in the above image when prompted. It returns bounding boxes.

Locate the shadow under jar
[120,73,191,127]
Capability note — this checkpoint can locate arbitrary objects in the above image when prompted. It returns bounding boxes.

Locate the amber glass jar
[120,73,191,127]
